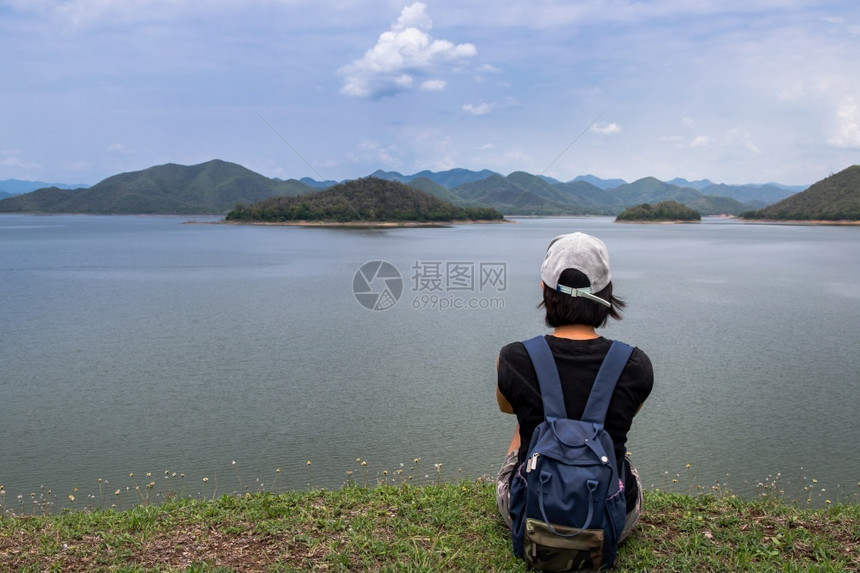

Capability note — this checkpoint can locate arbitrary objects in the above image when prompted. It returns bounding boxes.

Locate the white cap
[540,232,611,307]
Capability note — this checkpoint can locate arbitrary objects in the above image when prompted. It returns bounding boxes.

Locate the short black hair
[540,268,625,328]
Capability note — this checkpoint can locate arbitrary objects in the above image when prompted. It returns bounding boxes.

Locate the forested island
[615,200,701,222]
[225,177,504,224]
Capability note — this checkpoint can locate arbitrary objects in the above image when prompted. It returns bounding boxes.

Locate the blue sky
[1,0,858,186]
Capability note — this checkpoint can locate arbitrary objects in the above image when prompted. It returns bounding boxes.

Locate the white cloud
[338,2,476,99]
[353,139,401,167]
[462,95,520,116]
[462,102,495,116]
[726,128,761,154]
[0,156,42,170]
[394,2,432,31]
[106,143,135,155]
[778,78,830,102]
[8,0,314,27]
[679,128,761,154]
[60,159,92,172]
[4,0,857,186]
[591,122,620,135]
[7,0,184,29]
[503,150,530,163]
[827,97,860,148]
[420,79,447,91]
[388,127,463,173]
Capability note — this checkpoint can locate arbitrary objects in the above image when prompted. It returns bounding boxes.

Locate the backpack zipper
[526,452,539,473]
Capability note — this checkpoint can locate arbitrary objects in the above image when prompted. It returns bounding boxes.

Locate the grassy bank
[1,479,857,572]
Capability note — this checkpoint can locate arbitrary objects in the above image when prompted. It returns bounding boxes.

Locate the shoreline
[614,219,701,224]
[4,212,857,227]
[738,218,860,226]
[218,218,513,228]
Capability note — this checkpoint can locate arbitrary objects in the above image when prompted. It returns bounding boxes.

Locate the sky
[1,0,859,187]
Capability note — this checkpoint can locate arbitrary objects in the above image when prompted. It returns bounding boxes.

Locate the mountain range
[359,170,803,216]
[0,159,819,216]
[0,179,89,200]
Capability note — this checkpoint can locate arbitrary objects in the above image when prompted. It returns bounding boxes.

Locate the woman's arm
[496,355,521,455]
[497,386,514,414]
[496,355,514,414]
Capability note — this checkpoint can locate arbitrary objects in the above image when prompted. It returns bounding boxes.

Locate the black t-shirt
[497,335,653,512]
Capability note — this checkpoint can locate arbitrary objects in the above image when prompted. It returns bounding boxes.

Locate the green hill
[616,200,701,222]
[0,186,80,212]
[611,177,704,206]
[405,176,464,204]
[0,160,312,214]
[609,177,750,215]
[555,180,622,213]
[448,173,752,216]
[685,194,752,216]
[741,165,860,221]
[700,183,795,208]
[225,177,503,223]
[451,173,593,215]
[369,168,500,188]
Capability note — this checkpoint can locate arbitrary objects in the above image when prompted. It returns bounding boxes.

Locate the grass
[1,478,858,572]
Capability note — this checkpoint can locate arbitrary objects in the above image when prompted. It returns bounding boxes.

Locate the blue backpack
[509,336,633,572]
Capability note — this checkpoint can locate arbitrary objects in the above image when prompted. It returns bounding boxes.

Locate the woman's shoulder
[627,345,653,374]
[622,345,654,396]
[498,339,530,363]
[594,337,652,369]
[500,335,650,367]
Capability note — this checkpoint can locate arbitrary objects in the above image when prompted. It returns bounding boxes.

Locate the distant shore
[738,218,860,226]
[220,218,512,228]
[614,219,701,224]
[616,216,860,226]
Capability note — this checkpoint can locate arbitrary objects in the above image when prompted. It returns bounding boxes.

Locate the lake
[1,214,857,511]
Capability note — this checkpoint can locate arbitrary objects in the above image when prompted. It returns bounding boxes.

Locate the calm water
[1,214,858,509]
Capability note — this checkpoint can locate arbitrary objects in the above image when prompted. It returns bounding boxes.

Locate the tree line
[225,177,503,222]
[615,200,701,221]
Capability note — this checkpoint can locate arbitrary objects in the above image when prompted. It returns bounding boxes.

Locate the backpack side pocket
[508,462,528,558]
[602,484,628,566]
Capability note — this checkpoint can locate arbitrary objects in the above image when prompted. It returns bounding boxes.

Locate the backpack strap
[521,336,634,424]
[581,341,634,424]
[521,336,566,420]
